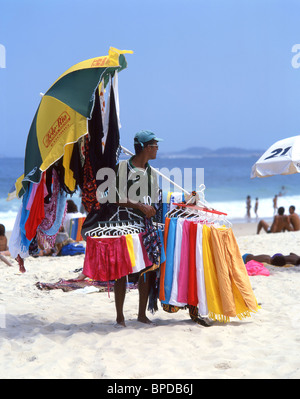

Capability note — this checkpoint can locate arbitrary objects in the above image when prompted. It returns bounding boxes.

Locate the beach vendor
[82,130,163,327]
[113,130,163,327]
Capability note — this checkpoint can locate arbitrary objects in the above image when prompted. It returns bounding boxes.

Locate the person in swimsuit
[0,224,12,266]
[257,207,292,234]
[288,206,300,231]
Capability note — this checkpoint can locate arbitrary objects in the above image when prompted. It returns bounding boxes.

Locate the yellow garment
[63,143,76,192]
[210,226,259,320]
[202,225,229,322]
[125,234,136,269]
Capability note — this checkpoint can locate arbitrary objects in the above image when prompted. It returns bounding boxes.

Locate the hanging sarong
[210,226,259,319]
[202,225,228,322]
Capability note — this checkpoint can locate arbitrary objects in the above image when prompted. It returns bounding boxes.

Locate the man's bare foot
[76,273,86,281]
[16,255,26,273]
[137,315,154,324]
[115,320,126,328]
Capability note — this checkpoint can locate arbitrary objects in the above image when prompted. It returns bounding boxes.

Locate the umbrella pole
[121,145,190,195]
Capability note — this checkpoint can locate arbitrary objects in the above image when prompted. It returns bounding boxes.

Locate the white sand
[1,224,300,379]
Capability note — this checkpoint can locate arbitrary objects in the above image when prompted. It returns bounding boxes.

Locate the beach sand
[1,222,300,379]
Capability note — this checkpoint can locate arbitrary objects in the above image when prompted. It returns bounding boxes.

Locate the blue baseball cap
[134,130,163,147]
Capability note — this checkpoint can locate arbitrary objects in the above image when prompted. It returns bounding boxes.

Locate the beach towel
[69,217,86,241]
[245,260,270,276]
[161,217,177,304]
[187,221,198,306]
[169,218,186,307]
[159,217,170,301]
[195,224,208,316]
[210,226,259,320]
[177,219,190,303]
[60,243,85,256]
[202,225,227,322]
[35,278,139,292]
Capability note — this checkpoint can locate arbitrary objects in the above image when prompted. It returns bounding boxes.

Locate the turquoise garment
[20,183,33,251]
[161,217,177,304]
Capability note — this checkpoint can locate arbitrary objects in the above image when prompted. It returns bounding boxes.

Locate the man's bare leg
[257,220,269,234]
[137,271,154,324]
[114,276,127,327]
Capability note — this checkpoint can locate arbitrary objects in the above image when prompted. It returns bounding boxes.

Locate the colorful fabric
[36,278,139,292]
[81,137,101,213]
[245,260,270,276]
[138,233,153,268]
[141,217,162,265]
[125,234,136,269]
[159,217,170,301]
[69,217,86,241]
[25,176,45,241]
[131,233,147,273]
[202,225,227,322]
[161,217,177,304]
[83,236,132,281]
[20,184,33,251]
[195,224,208,316]
[169,218,186,307]
[177,219,190,303]
[187,221,198,306]
[210,226,259,319]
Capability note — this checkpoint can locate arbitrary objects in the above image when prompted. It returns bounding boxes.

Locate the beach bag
[60,243,85,256]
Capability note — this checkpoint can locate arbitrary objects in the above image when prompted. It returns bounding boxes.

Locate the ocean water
[1,155,300,230]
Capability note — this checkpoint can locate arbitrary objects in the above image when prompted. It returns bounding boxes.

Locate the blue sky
[1,0,300,158]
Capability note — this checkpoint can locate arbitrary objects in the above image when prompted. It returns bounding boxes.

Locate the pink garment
[245,260,270,276]
[177,219,190,303]
[83,236,132,281]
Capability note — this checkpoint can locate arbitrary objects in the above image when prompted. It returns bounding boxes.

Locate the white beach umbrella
[251,135,300,178]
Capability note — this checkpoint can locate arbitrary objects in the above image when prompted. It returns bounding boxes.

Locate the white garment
[131,234,146,273]
[195,224,208,316]
[169,218,187,307]
[170,192,183,211]
[9,205,29,259]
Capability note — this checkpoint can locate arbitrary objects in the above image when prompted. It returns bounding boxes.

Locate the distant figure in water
[246,195,251,220]
[254,197,259,219]
[273,194,278,215]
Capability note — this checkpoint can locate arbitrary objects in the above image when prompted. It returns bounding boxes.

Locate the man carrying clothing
[113,130,163,327]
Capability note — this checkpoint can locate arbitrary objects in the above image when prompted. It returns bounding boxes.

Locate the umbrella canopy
[251,135,300,178]
[16,47,133,198]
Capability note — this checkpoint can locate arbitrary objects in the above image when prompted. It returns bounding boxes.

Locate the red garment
[187,222,198,306]
[138,232,153,268]
[83,236,132,281]
[25,176,45,241]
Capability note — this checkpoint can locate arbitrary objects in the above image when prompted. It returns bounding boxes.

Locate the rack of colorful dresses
[159,203,259,323]
[82,219,165,282]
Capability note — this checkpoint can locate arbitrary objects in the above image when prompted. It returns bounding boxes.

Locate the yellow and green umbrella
[16,47,133,198]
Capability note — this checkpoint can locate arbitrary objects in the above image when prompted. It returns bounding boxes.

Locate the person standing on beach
[254,198,259,218]
[246,195,251,219]
[112,130,163,327]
